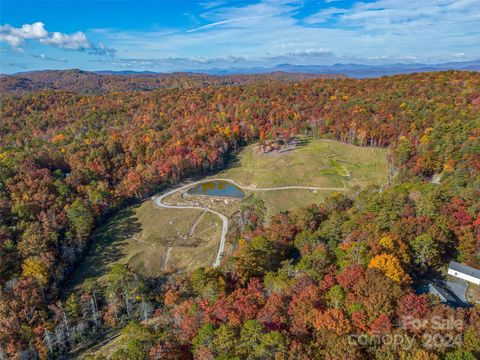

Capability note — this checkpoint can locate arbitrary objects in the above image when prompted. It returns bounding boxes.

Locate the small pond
[187,180,245,199]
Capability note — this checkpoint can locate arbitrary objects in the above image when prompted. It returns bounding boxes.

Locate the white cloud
[199,1,228,9]
[92,42,116,57]
[0,22,48,47]
[306,0,480,30]
[187,16,264,32]
[39,31,90,50]
[97,0,476,68]
[304,7,346,24]
[0,22,115,56]
[32,53,68,62]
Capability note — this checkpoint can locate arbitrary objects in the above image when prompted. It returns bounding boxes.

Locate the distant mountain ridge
[1,60,479,95]
[4,59,479,79]
[188,60,480,78]
[90,59,480,77]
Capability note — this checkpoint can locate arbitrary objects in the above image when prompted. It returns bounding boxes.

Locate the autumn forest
[0,70,480,359]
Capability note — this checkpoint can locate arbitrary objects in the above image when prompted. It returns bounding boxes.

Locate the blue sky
[1,0,479,73]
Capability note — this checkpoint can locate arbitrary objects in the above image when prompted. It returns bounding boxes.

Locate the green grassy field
[214,138,388,188]
[69,138,388,289]
[251,189,329,219]
[68,202,220,289]
[212,138,388,218]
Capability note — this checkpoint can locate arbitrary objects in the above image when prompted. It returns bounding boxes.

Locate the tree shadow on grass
[66,204,143,290]
[222,150,242,171]
[292,136,311,149]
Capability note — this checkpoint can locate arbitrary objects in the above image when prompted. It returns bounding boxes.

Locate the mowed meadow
[218,137,388,188]
[68,202,222,289]
[217,138,388,217]
[67,137,388,291]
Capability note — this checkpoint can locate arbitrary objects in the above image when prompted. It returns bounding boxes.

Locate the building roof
[449,261,480,279]
[428,283,457,304]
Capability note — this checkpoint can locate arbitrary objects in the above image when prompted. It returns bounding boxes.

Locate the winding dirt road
[153,178,346,268]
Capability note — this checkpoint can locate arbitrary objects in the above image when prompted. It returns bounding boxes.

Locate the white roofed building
[448,261,480,285]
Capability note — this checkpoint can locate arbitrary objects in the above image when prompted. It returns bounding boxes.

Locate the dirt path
[161,247,173,271]
[70,330,121,359]
[188,211,205,236]
[154,185,228,267]
[216,178,347,192]
[154,178,346,268]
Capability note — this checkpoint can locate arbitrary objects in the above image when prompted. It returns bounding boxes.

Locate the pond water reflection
[187,181,245,199]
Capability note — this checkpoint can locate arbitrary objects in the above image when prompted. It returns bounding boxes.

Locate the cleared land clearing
[68,202,220,289]
[167,212,222,271]
[69,138,387,289]
[252,189,329,219]
[207,138,388,218]
[215,138,388,189]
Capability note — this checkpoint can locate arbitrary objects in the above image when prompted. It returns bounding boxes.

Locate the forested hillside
[0,69,340,95]
[0,71,479,359]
